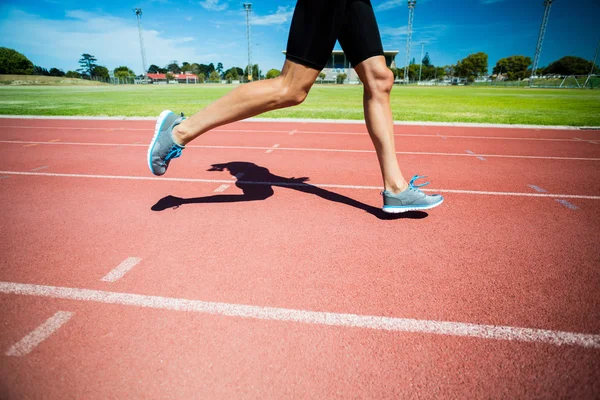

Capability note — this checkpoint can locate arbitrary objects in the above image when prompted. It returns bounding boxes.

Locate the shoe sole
[147,110,174,175]
[382,197,444,214]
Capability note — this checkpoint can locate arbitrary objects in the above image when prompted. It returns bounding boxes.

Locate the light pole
[404,0,417,84]
[418,43,424,83]
[244,3,253,82]
[133,8,148,82]
[256,43,260,80]
[530,0,554,86]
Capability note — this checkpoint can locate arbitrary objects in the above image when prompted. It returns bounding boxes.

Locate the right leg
[173,60,320,145]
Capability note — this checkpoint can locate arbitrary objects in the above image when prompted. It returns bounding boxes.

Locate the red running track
[0,118,599,398]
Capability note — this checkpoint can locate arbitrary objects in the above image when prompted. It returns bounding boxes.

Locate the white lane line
[30,166,48,172]
[528,185,547,193]
[0,282,598,349]
[574,137,599,145]
[0,140,597,161]
[436,133,447,140]
[265,144,280,154]
[465,150,486,161]
[289,129,297,135]
[1,170,600,200]
[214,184,230,193]
[555,199,579,210]
[0,125,585,142]
[101,257,142,282]
[5,311,74,357]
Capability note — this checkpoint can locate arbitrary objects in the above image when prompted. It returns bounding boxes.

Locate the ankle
[171,124,189,146]
[384,180,409,194]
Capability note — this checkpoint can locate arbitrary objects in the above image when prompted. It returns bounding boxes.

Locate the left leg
[338,0,407,193]
[338,0,443,212]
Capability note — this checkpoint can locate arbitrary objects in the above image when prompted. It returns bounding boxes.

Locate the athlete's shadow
[151,161,427,220]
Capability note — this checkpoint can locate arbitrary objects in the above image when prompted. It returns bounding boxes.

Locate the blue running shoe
[148,110,185,176]
[382,175,444,213]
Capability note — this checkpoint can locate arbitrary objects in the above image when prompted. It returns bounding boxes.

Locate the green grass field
[1,84,599,126]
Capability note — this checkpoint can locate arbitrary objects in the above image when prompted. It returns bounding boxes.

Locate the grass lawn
[0,84,599,126]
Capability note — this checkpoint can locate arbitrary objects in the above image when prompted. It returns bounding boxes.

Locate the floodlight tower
[133,8,148,82]
[530,0,554,86]
[244,3,253,81]
[404,0,417,84]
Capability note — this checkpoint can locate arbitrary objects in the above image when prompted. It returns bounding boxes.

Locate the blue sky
[0,0,598,75]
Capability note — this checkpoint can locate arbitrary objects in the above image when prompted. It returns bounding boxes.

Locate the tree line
[397,51,599,83]
[1,46,597,84]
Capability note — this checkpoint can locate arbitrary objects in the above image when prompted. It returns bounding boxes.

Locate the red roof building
[147,73,199,83]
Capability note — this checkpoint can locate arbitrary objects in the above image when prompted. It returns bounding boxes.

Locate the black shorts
[286,0,384,70]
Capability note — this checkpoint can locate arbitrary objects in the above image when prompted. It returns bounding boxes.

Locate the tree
[49,68,65,77]
[544,56,598,75]
[252,64,259,80]
[78,54,97,77]
[148,64,161,74]
[224,67,241,80]
[336,73,347,84]
[422,52,431,68]
[165,72,175,83]
[0,47,34,75]
[181,62,192,73]
[216,62,224,76]
[443,65,456,78]
[318,72,326,82]
[197,73,205,83]
[93,65,109,79]
[114,66,135,81]
[167,61,181,73]
[266,69,281,79]
[408,64,420,81]
[493,55,532,80]
[65,71,81,78]
[33,66,50,76]
[207,63,215,75]
[209,70,221,82]
[456,52,488,77]
[435,67,445,80]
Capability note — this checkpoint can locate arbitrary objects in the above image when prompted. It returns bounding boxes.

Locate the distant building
[147,73,198,84]
[282,50,398,83]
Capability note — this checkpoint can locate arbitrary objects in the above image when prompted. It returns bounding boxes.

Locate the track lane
[2,296,598,399]
[1,140,599,196]
[1,175,598,334]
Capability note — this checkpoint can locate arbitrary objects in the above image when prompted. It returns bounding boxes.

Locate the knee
[364,67,394,97]
[274,78,310,108]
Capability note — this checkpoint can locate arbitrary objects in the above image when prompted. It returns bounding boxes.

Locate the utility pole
[133,8,148,82]
[404,0,417,84]
[243,3,253,82]
[256,43,260,80]
[530,0,554,87]
[418,43,424,83]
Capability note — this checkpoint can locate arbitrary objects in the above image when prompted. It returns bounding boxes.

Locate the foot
[148,110,186,176]
[382,175,444,213]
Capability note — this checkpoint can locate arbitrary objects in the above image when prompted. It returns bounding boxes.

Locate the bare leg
[172,60,320,145]
[354,56,408,194]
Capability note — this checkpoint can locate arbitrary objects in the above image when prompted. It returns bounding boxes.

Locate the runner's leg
[338,0,408,194]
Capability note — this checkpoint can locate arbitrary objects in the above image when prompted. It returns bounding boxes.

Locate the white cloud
[0,9,225,73]
[375,0,403,12]
[199,0,228,11]
[381,26,409,37]
[252,6,294,26]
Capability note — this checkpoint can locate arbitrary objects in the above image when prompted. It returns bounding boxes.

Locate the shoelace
[408,175,430,192]
[381,175,431,195]
[163,145,182,165]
